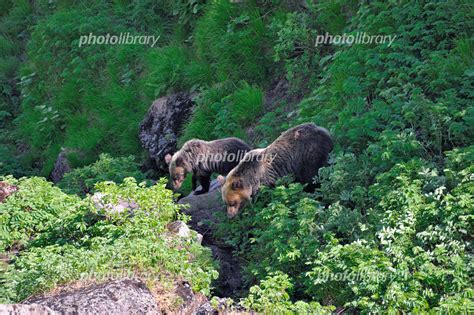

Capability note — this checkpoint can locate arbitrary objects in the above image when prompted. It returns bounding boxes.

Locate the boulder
[0,181,18,203]
[139,93,196,172]
[196,297,246,315]
[0,304,56,315]
[25,279,160,315]
[178,180,224,240]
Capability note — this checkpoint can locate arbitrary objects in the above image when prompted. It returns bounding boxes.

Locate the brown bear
[165,138,251,195]
[220,123,333,218]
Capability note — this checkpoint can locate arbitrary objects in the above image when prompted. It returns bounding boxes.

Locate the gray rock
[0,182,18,203]
[166,220,191,238]
[25,279,160,315]
[195,302,216,315]
[166,221,204,245]
[50,149,72,184]
[174,281,208,315]
[0,304,57,315]
[178,180,225,239]
[90,192,138,215]
[178,180,243,297]
[139,93,196,172]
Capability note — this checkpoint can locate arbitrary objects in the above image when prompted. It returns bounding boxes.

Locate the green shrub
[0,176,218,303]
[0,176,81,252]
[241,272,333,314]
[219,148,472,312]
[58,153,147,195]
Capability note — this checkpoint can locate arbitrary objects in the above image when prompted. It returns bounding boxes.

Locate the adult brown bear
[220,123,333,218]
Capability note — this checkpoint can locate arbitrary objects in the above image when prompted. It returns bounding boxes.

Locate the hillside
[0,1,473,313]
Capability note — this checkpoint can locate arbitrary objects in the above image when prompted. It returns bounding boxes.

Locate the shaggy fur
[166,138,251,195]
[221,123,333,217]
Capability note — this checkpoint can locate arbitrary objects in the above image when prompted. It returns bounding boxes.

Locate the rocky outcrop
[18,279,223,315]
[178,180,224,241]
[0,304,56,315]
[0,181,18,203]
[139,93,196,172]
[49,149,72,183]
[25,279,160,315]
[179,180,243,298]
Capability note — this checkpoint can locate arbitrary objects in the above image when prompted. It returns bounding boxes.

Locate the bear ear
[231,178,244,190]
[164,153,173,165]
[217,175,226,186]
[185,140,202,152]
[175,156,185,165]
[294,129,302,139]
[191,141,202,148]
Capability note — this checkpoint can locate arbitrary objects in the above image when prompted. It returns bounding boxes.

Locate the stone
[166,220,191,238]
[25,279,160,315]
[49,149,72,184]
[0,181,18,203]
[0,304,57,315]
[139,93,196,172]
[174,281,208,314]
[178,180,243,297]
[178,180,224,239]
[90,192,138,215]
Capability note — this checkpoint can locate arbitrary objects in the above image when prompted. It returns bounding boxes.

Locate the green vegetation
[0,176,217,303]
[217,147,473,312]
[58,153,147,195]
[0,0,472,312]
[180,81,264,143]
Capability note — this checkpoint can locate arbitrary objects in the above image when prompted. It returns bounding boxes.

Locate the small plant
[241,272,333,314]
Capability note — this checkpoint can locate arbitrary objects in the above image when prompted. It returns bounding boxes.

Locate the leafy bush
[0,176,81,252]
[241,272,333,314]
[58,153,147,195]
[0,176,218,303]
[212,2,473,312]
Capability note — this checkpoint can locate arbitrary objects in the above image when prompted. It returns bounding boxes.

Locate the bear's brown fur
[165,138,251,195]
[220,123,333,217]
